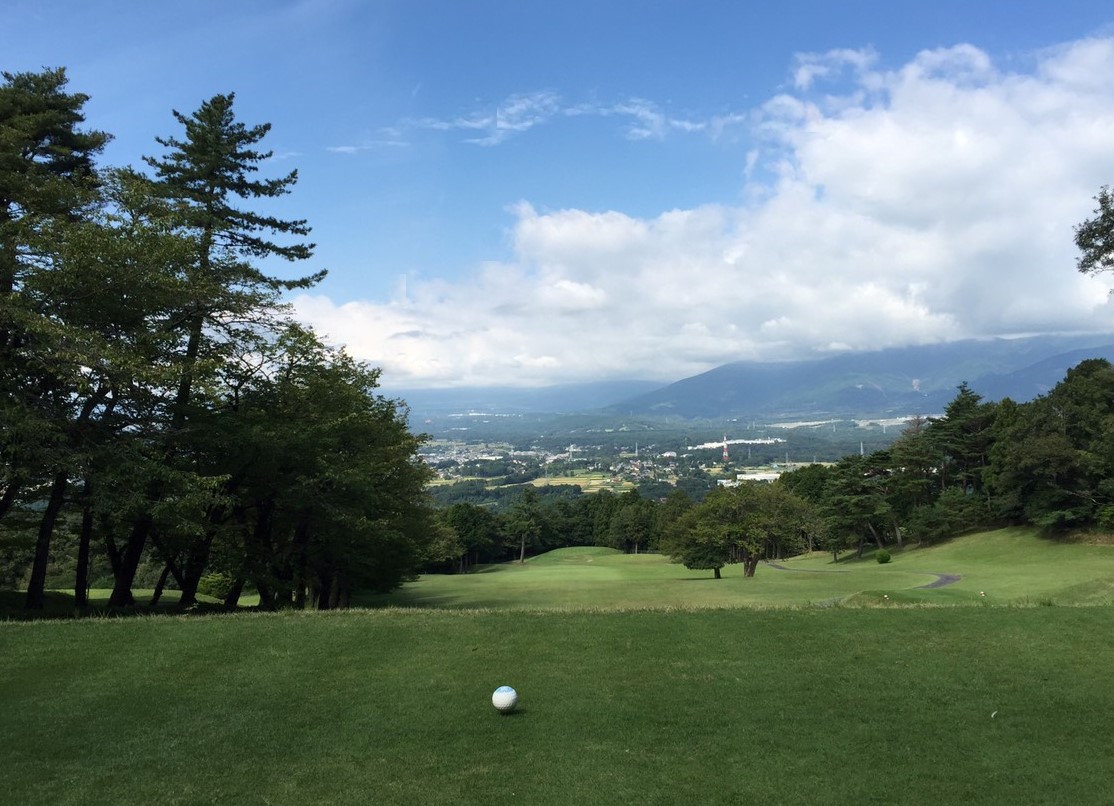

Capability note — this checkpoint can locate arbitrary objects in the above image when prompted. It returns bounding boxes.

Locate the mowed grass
[3,607,1114,804]
[364,528,1114,611]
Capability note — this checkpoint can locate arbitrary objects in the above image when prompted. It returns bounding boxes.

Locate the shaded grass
[0,589,263,620]
[3,607,1113,804]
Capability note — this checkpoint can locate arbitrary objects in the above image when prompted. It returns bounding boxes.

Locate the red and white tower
[722,434,729,463]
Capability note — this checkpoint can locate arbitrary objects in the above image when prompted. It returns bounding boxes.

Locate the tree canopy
[1075,185,1114,277]
[1,71,434,612]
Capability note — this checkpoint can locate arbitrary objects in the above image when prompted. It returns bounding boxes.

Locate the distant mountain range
[392,334,1114,420]
[607,335,1114,419]
[388,379,664,417]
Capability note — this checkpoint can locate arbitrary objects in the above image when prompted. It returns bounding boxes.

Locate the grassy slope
[3,607,1114,804]
[4,529,1114,803]
[364,528,1114,611]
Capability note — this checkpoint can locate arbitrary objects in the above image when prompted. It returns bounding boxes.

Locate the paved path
[764,561,962,589]
[916,573,962,589]
[764,561,844,573]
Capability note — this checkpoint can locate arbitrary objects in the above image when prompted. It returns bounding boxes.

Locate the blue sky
[5,1,1114,389]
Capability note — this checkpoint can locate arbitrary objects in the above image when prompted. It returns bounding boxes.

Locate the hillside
[365,528,1114,611]
[390,335,1114,421]
[608,335,1114,418]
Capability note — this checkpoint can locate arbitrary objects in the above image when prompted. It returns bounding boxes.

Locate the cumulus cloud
[298,37,1114,388]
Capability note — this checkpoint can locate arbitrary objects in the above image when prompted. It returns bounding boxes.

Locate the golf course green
[364,527,1114,610]
[3,528,1113,804]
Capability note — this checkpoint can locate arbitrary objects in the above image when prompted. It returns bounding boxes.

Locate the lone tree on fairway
[661,482,816,578]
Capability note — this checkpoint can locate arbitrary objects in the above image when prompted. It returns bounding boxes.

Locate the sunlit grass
[364,528,1114,611]
[3,606,1113,804]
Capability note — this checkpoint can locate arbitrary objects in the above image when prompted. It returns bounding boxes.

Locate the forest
[0,69,438,611]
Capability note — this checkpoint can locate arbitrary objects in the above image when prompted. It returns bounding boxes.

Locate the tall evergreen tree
[1,68,108,520]
[0,69,113,608]
[109,93,325,606]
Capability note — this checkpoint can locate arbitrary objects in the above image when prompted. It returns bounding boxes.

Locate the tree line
[433,360,1114,579]
[1,69,438,611]
[434,182,1114,578]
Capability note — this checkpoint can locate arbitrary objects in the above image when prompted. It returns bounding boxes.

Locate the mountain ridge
[392,335,1114,419]
[608,335,1114,419]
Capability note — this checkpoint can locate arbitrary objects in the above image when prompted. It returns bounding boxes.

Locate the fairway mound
[527,546,624,565]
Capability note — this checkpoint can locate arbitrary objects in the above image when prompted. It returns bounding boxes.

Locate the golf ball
[492,685,518,713]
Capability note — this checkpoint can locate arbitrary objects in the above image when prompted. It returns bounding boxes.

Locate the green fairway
[3,607,1114,804]
[363,528,1114,611]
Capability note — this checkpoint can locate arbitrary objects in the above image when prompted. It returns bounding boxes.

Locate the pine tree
[109,93,325,606]
[0,69,110,608]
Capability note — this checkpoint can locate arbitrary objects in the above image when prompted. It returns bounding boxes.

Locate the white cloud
[298,37,1114,388]
[404,93,710,145]
[792,47,878,90]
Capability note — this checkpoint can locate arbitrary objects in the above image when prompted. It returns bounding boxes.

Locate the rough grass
[363,527,1114,611]
[3,607,1114,804]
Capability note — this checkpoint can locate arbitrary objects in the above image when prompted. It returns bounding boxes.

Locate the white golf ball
[492,685,518,713]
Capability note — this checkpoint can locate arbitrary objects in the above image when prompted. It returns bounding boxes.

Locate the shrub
[875,549,892,564]
[196,573,235,600]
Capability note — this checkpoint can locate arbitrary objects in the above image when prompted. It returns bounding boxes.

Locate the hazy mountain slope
[609,336,1114,419]
[390,379,665,417]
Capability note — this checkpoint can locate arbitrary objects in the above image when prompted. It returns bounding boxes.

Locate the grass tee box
[3,607,1114,804]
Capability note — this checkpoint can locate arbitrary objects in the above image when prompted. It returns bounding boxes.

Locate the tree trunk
[109,514,152,606]
[326,573,341,609]
[316,571,332,610]
[519,535,526,563]
[291,519,311,610]
[104,529,122,577]
[25,471,68,610]
[177,530,216,607]
[255,578,275,611]
[743,557,760,577]
[223,577,245,610]
[104,311,204,609]
[75,479,94,608]
[149,562,173,606]
[713,566,721,579]
[0,478,21,522]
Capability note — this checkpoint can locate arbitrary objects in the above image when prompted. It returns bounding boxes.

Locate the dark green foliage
[144,93,318,270]
[606,490,656,553]
[196,572,234,600]
[986,358,1114,531]
[1075,185,1114,276]
[439,503,504,571]
[927,382,996,495]
[661,482,816,577]
[0,76,436,613]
